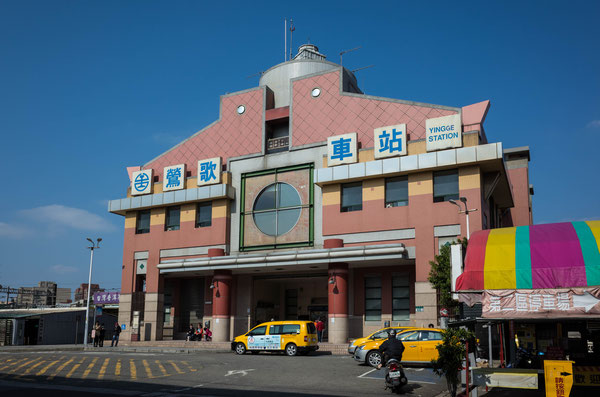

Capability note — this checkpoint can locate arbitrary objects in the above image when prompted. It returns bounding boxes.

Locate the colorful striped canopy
[456,221,600,290]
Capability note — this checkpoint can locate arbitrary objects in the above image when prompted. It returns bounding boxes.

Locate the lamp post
[83,237,102,346]
[449,197,478,239]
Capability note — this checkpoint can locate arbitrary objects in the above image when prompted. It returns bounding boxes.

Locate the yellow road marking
[36,356,64,376]
[98,358,110,379]
[47,357,74,380]
[15,360,46,379]
[169,360,184,374]
[155,360,168,377]
[115,359,121,376]
[142,359,153,378]
[66,357,86,379]
[129,359,136,380]
[181,360,197,372]
[82,357,98,379]
[1,358,38,378]
[0,357,28,372]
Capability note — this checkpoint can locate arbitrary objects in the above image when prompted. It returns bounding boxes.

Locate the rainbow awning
[456,221,600,290]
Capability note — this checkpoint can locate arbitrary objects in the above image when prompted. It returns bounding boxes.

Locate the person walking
[111,322,121,347]
[316,318,325,343]
[99,324,106,347]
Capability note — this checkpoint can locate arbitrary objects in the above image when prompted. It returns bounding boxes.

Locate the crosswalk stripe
[82,357,98,379]
[1,358,38,378]
[98,358,110,379]
[115,359,121,376]
[0,357,28,372]
[47,357,74,380]
[169,360,184,374]
[16,360,46,379]
[36,356,64,376]
[142,359,153,378]
[155,360,168,377]
[130,359,137,380]
[181,360,197,372]
[66,357,86,379]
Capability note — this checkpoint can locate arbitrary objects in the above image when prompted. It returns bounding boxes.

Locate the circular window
[237,105,246,114]
[253,182,302,236]
[311,87,321,97]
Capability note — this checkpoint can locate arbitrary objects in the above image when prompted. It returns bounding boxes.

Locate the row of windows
[135,202,212,234]
[341,169,459,212]
[365,275,410,321]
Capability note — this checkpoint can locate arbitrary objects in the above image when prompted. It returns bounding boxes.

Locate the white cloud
[20,205,116,232]
[0,222,31,238]
[587,120,600,128]
[51,264,78,274]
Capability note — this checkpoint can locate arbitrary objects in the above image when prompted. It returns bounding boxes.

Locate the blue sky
[1,1,599,295]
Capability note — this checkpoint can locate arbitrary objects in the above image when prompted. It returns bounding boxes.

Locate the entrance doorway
[24,318,39,345]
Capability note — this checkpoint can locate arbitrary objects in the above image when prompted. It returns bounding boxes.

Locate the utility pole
[83,238,102,346]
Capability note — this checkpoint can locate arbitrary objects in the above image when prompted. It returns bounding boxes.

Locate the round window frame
[252,182,303,237]
[236,105,246,115]
[311,87,321,98]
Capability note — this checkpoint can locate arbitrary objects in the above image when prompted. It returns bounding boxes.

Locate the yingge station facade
[109,44,533,343]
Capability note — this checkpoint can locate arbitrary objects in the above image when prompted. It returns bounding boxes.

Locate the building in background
[74,283,103,303]
[109,44,533,343]
[56,288,72,304]
[16,281,57,307]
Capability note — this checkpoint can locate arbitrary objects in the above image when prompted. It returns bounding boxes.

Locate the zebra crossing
[0,354,199,382]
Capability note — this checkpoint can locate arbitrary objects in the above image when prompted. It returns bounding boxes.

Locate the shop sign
[131,169,153,196]
[482,288,600,318]
[248,335,281,350]
[93,291,120,304]
[163,164,186,192]
[197,157,222,186]
[574,366,600,387]
[416,306,424,312]
[425,114,462,152]
[327,132,357,166]
[374,124,407,159]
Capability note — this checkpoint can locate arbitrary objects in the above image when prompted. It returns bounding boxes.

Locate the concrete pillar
[212,269,232,342]
[328,263,349,344]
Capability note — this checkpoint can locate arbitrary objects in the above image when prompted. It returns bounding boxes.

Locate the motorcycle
[379,358,408,394]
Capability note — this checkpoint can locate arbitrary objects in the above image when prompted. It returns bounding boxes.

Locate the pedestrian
[204,326,212,341]
[428,323,435,328]
[186,324,195,341]
[99,324,106,347]
[195,323,204,341]
[111,322,121,347]
[316,318,325,343]
[93,322,101,347]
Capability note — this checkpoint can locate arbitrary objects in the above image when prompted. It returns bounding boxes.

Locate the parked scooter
[379,358,408,394]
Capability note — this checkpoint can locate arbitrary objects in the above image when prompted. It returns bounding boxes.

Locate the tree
[432,327,476,397]
[428,238,467,310]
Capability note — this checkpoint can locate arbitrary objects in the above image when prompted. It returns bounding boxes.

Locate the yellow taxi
[347,326,415,355]
[353,327,443,367]
[231,320,319,356]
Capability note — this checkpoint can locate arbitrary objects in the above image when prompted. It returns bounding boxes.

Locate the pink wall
[291,70,457,148]
[506,167,532,226]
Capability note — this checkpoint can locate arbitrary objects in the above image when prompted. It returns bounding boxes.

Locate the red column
[212,269,232,342]
[328,263,349,316]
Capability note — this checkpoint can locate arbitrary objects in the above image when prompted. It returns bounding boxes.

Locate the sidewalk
[0,341,349,355]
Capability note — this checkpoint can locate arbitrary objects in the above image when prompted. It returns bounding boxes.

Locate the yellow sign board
[544,360,574,397]
[573,366,600,387]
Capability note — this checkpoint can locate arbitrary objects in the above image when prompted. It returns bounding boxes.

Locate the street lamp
[449,197,478,239]
[83,237,102,346]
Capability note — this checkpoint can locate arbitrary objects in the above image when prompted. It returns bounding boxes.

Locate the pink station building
[108,44,533,343]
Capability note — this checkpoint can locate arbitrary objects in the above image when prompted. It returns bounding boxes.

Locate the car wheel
[367,351,382,367]
[285,343,297,356]
[235,342,246,355]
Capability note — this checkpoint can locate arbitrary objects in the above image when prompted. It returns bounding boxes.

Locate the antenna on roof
[284,19,287,61]
[289,19,295,61]
[352,65,375,73]
[340,46,361,66]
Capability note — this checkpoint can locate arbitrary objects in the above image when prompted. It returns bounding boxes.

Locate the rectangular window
[433,169,459,202]
[165,206,180,231]
[341,182,362,212]
[196,202,212,228]
[365,276,382,321]
[385,176,408,207]
[136,210,150,234]
[392,275,410,321]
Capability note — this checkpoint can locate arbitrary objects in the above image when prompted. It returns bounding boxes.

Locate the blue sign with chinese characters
[327,133,357,166]
[131,169,153,195]
[163,164,186,192]
[374,124,407,159]
[197,157,222,186]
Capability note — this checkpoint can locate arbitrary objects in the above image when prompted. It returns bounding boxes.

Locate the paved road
[0,349,446,396]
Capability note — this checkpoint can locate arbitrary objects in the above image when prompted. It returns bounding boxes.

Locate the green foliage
[427,237,467,309]
[431,327,475,397]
